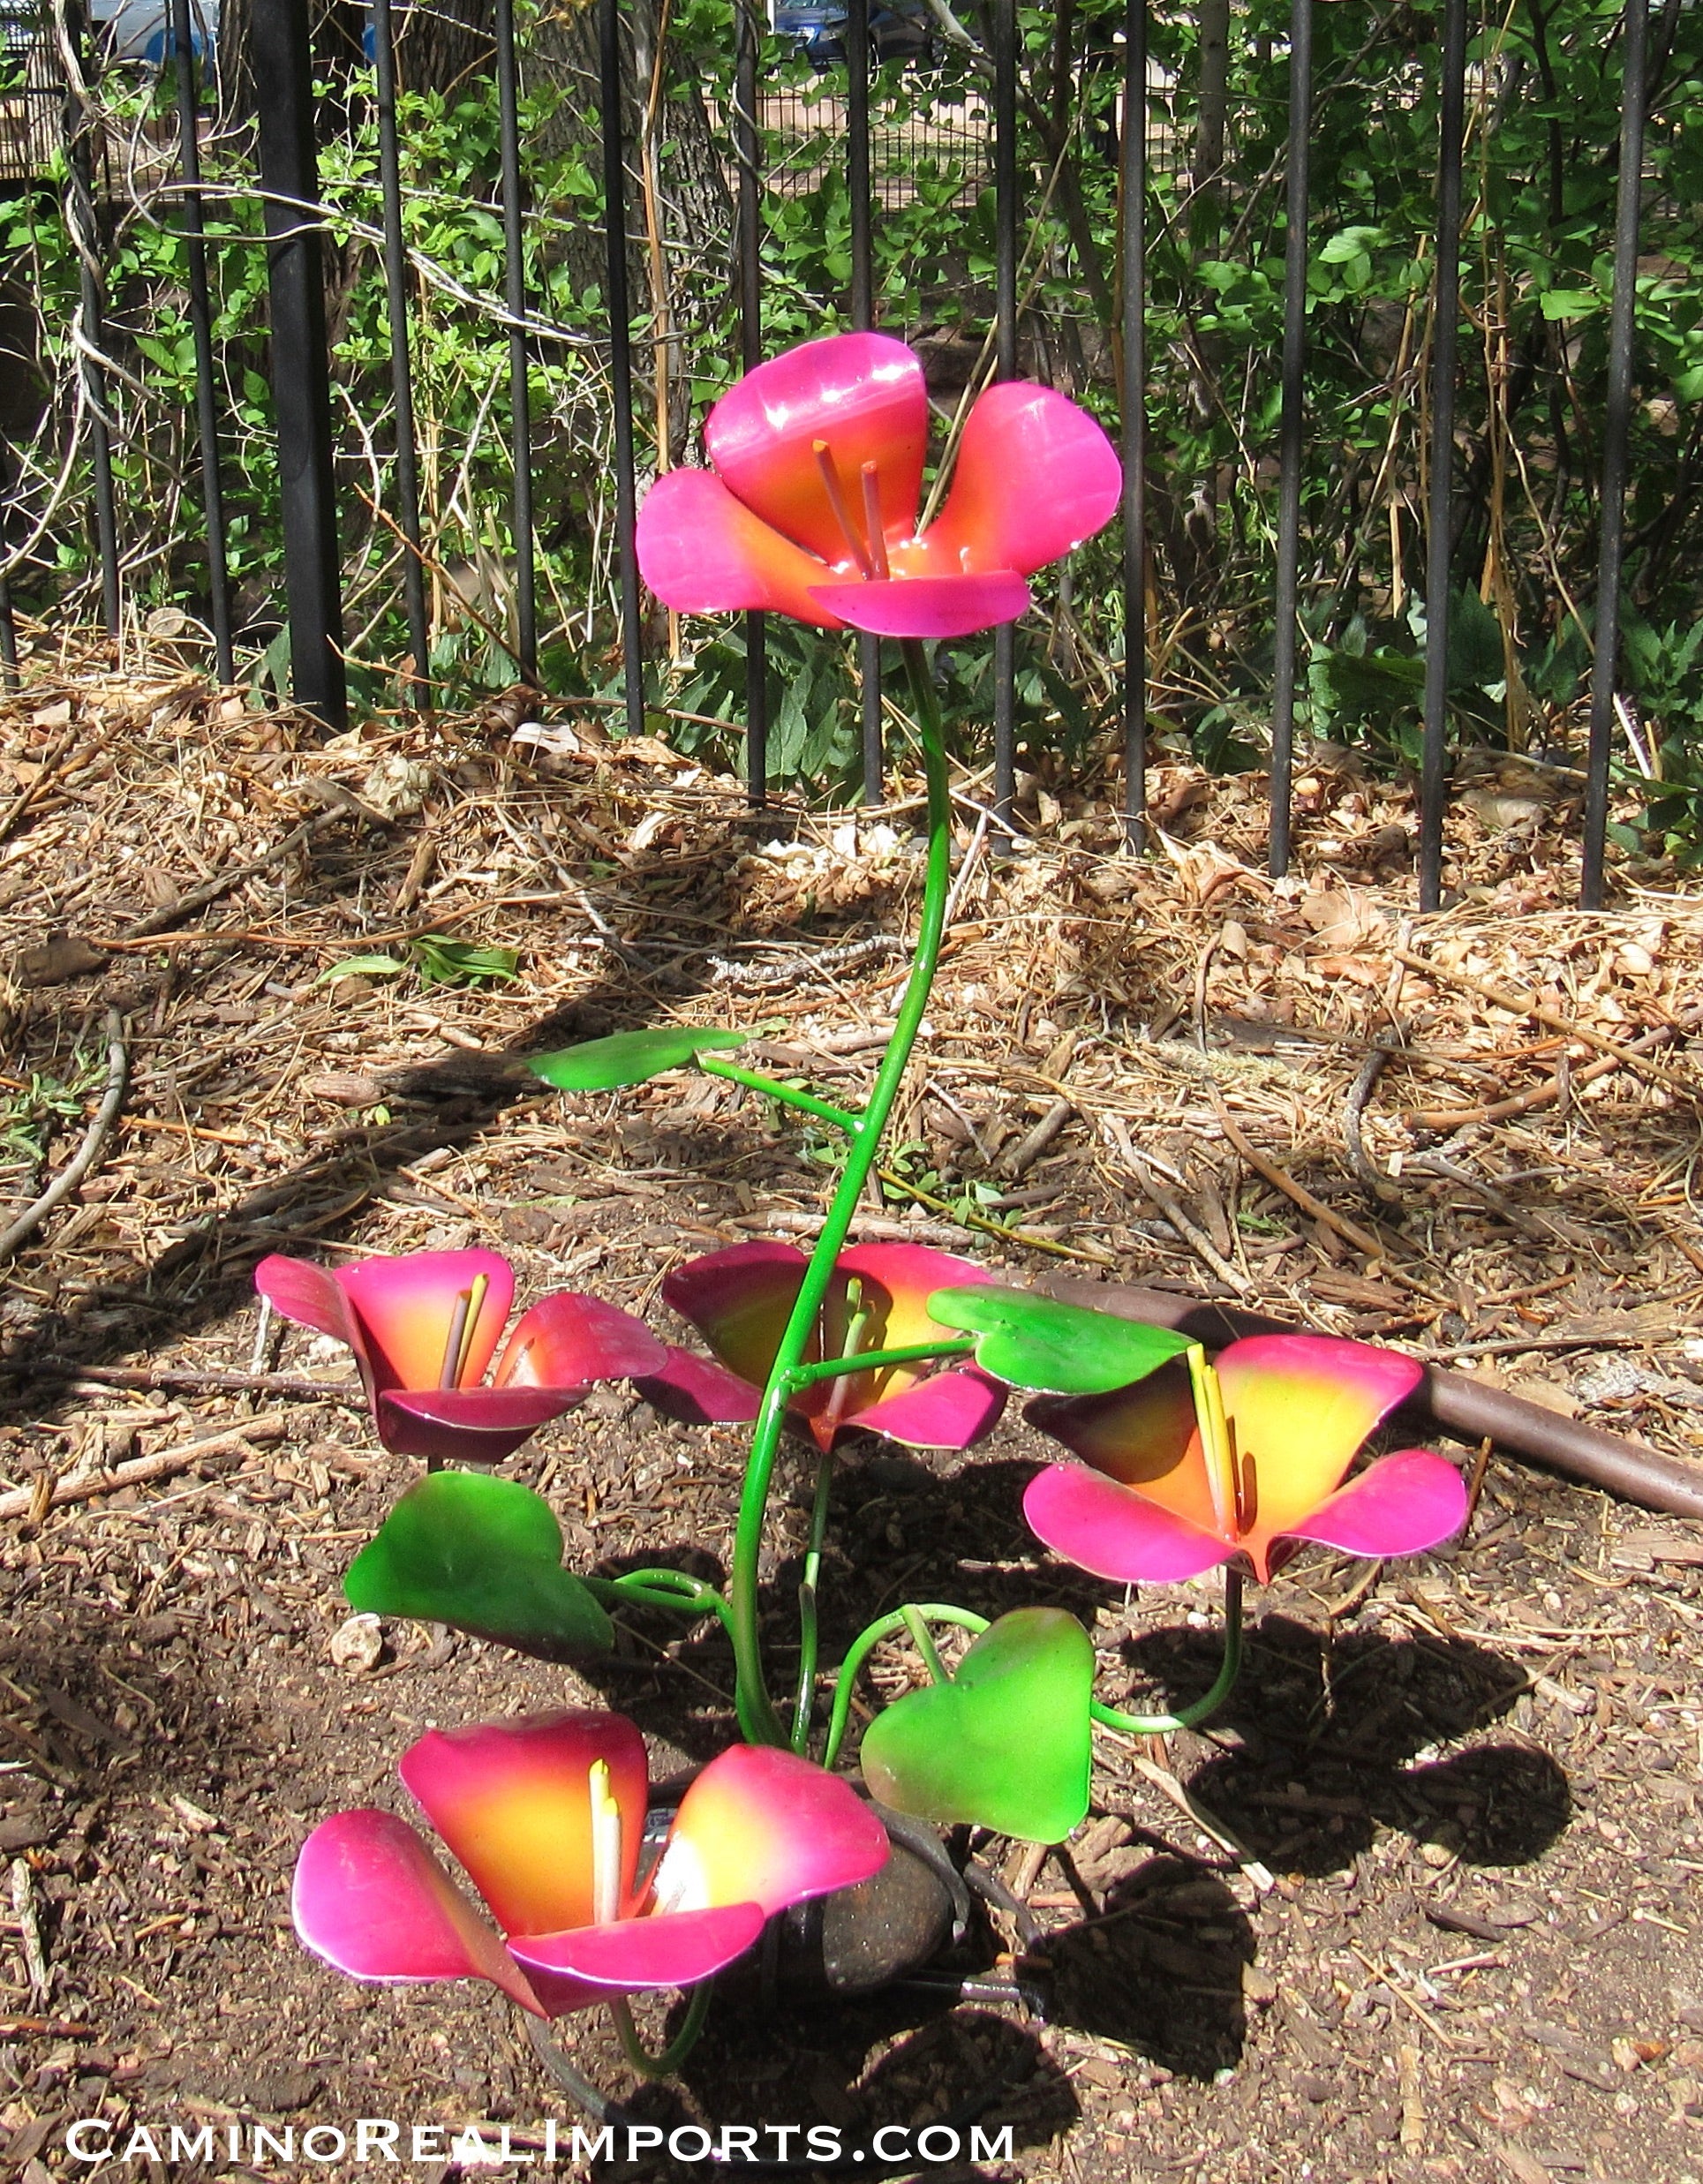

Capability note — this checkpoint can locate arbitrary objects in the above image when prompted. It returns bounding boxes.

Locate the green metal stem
[789,1451,836,1753]
[787,1337,976,1387]
[697,1055,863,1135]
[1089,1570,1246,1735]
[727,638,954,1746]
[608,1983,713,2078]
[900,1603,951,1685]
[582,1570,736,1642]
[821,1603,991,1770]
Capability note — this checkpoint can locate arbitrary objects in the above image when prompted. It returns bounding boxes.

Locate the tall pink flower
[637,333,1121,639]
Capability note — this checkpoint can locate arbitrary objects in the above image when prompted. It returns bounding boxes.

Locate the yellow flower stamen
[589,1758,623,1926]
[1187,1344,1238,1540]
[438,1273,490,1391]
[860,461,891,580]
[812,440,876,578]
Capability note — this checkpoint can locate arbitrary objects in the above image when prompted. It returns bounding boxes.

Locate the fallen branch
[1405,1014,1688,1131]
[0,1009,125,1260]
[1211,1096,1443,1300]
[34,1359,365,1406]
[0,1412,290,1523]
[1101,1113,1250,1294]
[1395,947,1699,1102]
[0,720,81,848]
[1041,1277,1703,1522]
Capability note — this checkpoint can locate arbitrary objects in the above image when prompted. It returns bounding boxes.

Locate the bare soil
[0,661,1699,2184]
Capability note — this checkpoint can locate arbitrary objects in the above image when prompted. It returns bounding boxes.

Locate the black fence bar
[735,0,767,803]
[252,0,347,730]
[602,0,644,737]
[64,0,119,638]
[0,564,17,690]
[991,0,1018,832]
[1579,0,1649,911]
[848,0,883,806]
[371,0,430,705]
[1418,0,1467,913]
[170,0,233,684]
[494,0,538,682]
[1119,0,1147,851]
[1265,0,1311,878]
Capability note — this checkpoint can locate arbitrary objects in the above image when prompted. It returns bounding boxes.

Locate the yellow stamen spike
[589,1758,623,1926]
[454,1273,489,1388]
[1187,1344,1238,1540]
[812,440,876,578]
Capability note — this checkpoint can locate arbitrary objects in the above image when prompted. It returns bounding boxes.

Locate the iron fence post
[494,0,538,682]
[1579,0,1649,909]
[1267,0,1311,879]
[735,0,767,803]
[602,0,644,736]
[252,0,347,730]
[171,0,233,684]
[372,0,431,706]
[848,0,883,806]
[1120,0,1147,851]
[62,0,119,639]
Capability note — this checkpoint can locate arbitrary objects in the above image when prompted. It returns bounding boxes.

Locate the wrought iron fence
[0,0,1678,913]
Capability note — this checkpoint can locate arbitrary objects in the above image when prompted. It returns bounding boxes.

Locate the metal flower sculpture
[1023,1334,1468,1584]
[639,1239,1006,1452]
[255,1249,665,1465]
[636,331,1122,639]
[294,1711,888,2015]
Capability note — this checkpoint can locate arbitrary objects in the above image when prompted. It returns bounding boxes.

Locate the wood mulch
[0,651,1698,2183]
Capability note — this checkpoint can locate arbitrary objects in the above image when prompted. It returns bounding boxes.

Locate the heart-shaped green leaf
[858,1608,1094,1842]
[926,1285,1194,1395]
[344,1472,612,1660]
[528,1026,746,1092]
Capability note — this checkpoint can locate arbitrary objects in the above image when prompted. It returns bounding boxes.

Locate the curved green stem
[727,638,955,1746]
[900,1604,951,1685]
[697,1055,863,1135]
[789,1452,835,1753]
[582,1570,737,1642]
[821,1602,991,1770]
[608,1983,713,2078]
[1089,1570,1245,1736]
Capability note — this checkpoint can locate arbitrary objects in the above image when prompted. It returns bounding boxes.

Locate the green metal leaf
[925,1285,1194,1395]
[528,1026,746,1091]
[859,1609,1093,1842]
[344,1472,612,1660]
[315,953,407,984]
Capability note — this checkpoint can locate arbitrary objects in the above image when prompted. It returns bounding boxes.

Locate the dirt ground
[0,660,1699,2184]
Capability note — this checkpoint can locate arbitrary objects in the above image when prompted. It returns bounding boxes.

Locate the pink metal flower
[636,332,1122,638]
[292,1711,889,2015]
[638,1239,1006,1452]
[1023,1335,1467,1584]
[254,1249,667,1465]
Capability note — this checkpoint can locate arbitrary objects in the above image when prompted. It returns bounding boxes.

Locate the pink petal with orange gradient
[292,1809,542,2015]
[848,1367,1006,1450]
[510,1903,766,1994]
[916,381,1123,577]
[1022,1462,1232,1584]
[835,1241,992,1355]
[636,1346,764,1427]
[636,470,844,627]
[400,1712,648,1940]
[1278,1448,1467,1563]
[255,1254,367,1372]
[661,1240,810,1389]
[1026,1364,1221,1541]
[810,572,1029,638]
[704,333,928,566]
[652,1744,889,1922]
[494,1292,667,1389]
[1212,1335,1424,1548]
[337,1250,515,1395]
[375,1384,584,1466]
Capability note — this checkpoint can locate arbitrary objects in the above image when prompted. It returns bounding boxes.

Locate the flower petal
[400,1712,647,1939]
[255,1254,370,1381]
[510,1903,766,1995]
[293,1809,542,2015]
[1022,1461,1233,1583]
[1278,1448,1467,1563]
[651,1746,889,1921]
[375,1386,584,1465]
[661,1241,810,1389]
[704,332,928,566]
[810,572,1029,637]
[336,1250,516,1396]
[1026,1361,1223,1541]
[836,1243,992,1355]
[636,469,845,626]
[493,1292,668,1389]
[848,1367,1006,1450]
[913,381,1122,577]
[636,1346,765,1427]
[1214,1335,1425,1569]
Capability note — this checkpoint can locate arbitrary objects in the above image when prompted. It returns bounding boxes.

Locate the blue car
[771,0,936,68]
